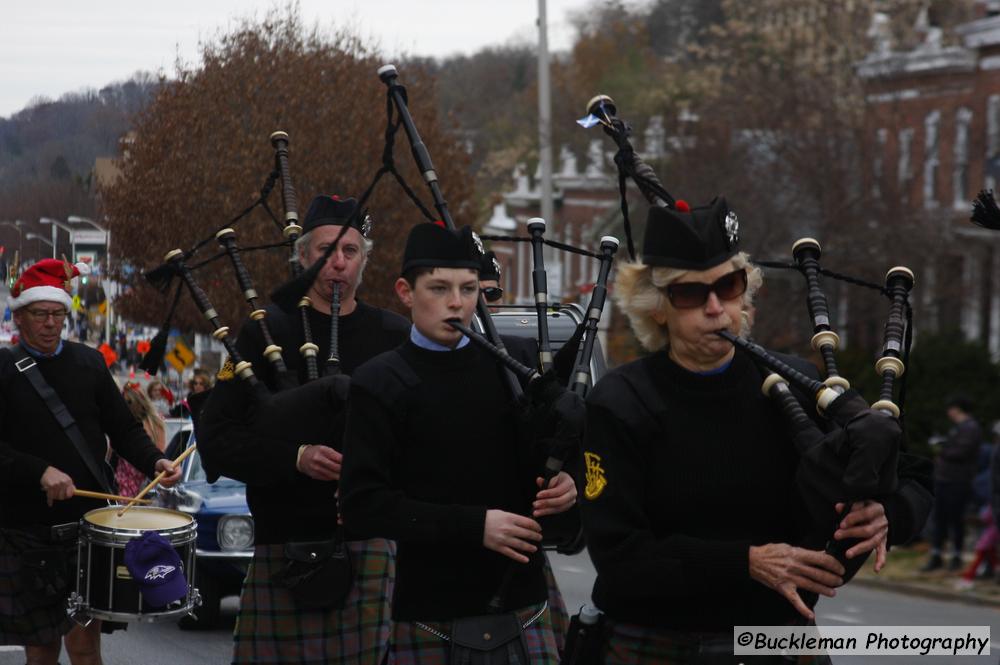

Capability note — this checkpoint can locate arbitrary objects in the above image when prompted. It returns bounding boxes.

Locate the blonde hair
[123,384,166,451]
[614,252,763,352]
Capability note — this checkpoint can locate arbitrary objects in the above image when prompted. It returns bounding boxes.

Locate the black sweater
[0,342,166,528]
[580,350,932,630]
[340,340,547,621]
[197,300,409,544]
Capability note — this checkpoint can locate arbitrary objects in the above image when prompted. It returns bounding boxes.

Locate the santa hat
[8,258,90,311]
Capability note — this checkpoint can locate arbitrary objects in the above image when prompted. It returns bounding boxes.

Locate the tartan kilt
[0,532,73,646]
[605,621,832,665]
[541,555,568,654]
[388,603,559,665]
[232,538,395,665]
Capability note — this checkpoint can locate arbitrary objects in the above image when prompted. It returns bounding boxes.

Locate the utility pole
[537,0,556,296]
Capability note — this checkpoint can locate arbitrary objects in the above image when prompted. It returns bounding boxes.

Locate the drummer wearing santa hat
[0,258,181,665]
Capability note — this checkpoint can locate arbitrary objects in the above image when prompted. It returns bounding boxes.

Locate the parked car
[156,422,253,629]
[488,302,607,390]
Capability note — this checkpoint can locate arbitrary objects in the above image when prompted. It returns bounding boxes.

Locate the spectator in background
[170,368,213,418]
[117,385,167,497]
[146,379,174,419]
[922,396,982,572]
[989,422,1000,579]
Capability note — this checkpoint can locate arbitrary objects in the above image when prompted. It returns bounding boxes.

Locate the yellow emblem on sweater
[584,452,607,500]
[217,358,235,382]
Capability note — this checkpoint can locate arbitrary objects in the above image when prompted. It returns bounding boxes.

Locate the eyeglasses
[23,308,69,322]
[665,269,748,309]
[482,286,503,304]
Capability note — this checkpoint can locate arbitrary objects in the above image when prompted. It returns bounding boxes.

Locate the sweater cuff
[454,505,487,545]
[144,450,171,479]
[26,456,51,489]
[704,539,753,584]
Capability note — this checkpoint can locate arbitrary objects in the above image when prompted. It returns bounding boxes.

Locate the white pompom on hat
[8,258,87,311]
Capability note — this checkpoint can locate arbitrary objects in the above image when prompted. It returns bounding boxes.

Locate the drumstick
[73,489,151,504]
[117,445,197,517]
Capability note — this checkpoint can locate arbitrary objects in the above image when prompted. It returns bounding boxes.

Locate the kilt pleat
[232,538,395,665]
[388,603,559,665]
[0,536,72,646]
[542,555,568,654]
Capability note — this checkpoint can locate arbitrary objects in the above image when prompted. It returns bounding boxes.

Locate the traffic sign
[167,339,196,372]
[72,230,108,245]
[166,350,185,373]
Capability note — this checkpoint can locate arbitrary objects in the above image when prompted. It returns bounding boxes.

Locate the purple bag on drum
[123,532,187,608]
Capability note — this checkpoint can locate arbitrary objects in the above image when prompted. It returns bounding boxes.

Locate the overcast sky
[1,0,597,118]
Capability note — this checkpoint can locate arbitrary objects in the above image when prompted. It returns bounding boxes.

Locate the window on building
[923,110,940,209]
[987,95,1000,191]
[873,128,888,197]
[898,127,914,201]
[953,107,972,209]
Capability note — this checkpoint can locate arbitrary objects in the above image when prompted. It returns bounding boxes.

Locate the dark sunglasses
[665,269,748,309]
[482,286,503,303]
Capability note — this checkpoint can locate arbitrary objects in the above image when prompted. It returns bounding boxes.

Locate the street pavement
[2,550,998,664]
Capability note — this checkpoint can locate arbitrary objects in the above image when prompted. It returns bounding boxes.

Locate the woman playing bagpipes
[576,199,933,664]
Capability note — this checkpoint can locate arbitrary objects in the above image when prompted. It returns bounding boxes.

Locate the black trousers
[931,480,972,554]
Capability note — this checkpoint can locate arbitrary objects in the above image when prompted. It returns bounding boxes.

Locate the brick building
[860,3,1000,355]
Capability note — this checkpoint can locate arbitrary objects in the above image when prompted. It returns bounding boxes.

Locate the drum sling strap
[8,345,116,495]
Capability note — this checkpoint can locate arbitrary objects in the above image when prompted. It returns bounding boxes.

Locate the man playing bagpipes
[198,194,410,665]
[339,222,579,664]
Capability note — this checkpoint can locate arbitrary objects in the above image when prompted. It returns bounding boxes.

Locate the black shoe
[949,555,964,571]
[920,554,943,572]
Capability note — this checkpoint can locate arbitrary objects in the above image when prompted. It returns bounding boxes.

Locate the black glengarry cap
[479,250,501,281]
[302,194,372,237]
[401,223,484,274]
[642,197,740,270]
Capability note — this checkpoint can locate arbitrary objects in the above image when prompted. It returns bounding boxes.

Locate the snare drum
[68,506,199,623]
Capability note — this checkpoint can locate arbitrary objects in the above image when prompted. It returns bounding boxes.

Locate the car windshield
[187,449,208,483]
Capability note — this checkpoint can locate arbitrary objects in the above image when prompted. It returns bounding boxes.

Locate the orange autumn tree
[101,9,472,331]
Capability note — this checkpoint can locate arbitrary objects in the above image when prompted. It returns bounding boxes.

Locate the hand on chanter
[533,472,577,517]
[833,500,888,572]
[483,509,542,564]
[297,445,343,481]
[749,543,845,620]
[154,458,183,488]
[40,466,75,506]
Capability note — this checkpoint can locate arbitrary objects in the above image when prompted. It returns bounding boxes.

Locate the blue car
[157,421,254,629]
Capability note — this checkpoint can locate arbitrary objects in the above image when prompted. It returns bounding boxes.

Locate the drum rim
[80,506,197,545]
[82,505,194,526]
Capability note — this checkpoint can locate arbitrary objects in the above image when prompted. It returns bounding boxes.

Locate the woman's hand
[749,543,845,620]
[834,500,889,572]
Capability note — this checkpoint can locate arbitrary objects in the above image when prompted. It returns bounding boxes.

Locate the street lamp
[25,232,55,258]
[67,215,104,231]
[40,217,76,261]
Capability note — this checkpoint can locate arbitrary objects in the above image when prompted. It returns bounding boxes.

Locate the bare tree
[101,8,472,331]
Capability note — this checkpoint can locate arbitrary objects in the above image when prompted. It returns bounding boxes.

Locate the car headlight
[217,515,254,551]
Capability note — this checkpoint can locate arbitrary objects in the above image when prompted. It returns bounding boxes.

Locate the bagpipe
[139,131,359,481]
[361,65,602,612]
[579,93,915,574]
